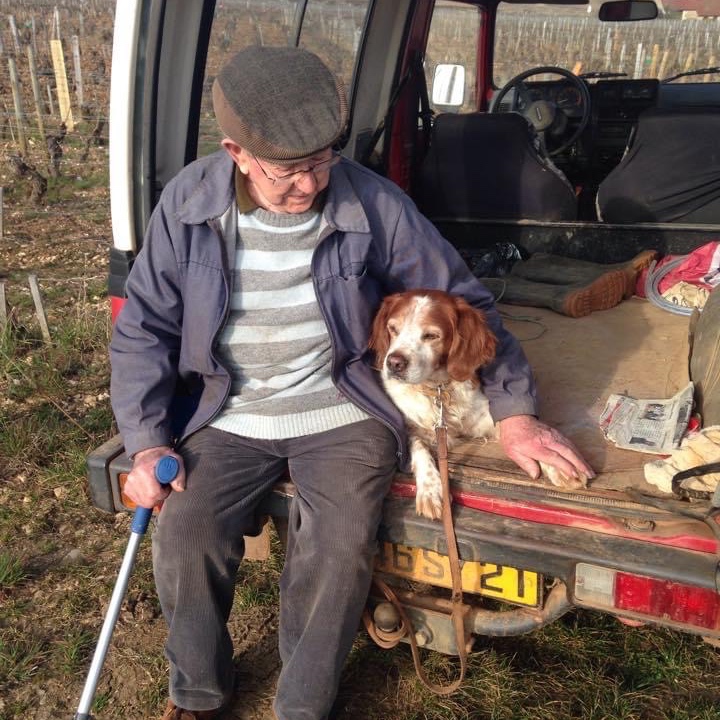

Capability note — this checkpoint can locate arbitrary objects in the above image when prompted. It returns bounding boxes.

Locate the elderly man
[110,45,594,720]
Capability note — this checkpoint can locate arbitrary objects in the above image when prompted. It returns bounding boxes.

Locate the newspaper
[599,381,694,454]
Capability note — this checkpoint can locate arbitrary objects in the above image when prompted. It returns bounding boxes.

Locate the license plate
[376,542,541,607]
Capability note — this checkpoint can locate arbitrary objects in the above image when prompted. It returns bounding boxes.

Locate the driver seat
[415,112,578,222]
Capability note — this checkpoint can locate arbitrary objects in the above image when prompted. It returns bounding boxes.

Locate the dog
[369,289,584,520]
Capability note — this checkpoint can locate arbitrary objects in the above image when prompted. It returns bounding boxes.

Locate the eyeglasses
[253,152,340,187]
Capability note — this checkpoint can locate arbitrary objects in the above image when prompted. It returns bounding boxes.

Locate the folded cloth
[644,425,720,494]
[636,241,720,303]
[662,280,710,310]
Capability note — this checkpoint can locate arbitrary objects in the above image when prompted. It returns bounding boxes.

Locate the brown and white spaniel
[369,289,579,520]
[369,289,497,520]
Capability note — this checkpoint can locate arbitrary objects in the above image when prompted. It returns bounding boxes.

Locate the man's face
[223,140,337,214]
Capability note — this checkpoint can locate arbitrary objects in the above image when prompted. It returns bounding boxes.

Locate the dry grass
[1,2,720,719]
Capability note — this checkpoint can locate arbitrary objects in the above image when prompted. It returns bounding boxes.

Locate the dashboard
[513,78,660,178]
[490,74,720,219]
[520,78,659,128]
[589,79,659,165]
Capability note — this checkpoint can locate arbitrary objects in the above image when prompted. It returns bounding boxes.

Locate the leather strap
[435,424,470,691]
[363,424,470,695]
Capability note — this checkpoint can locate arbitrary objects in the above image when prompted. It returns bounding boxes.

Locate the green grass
[45,169,110,203]
[55,627,96,674]
[234,530,284,609]
[2,254,719,720]
[0,553,26,589]
[0,258,118,711]
[0,633,47,687]
[335,612,720,719]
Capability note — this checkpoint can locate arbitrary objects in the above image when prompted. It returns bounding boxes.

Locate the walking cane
[74,455,179,720]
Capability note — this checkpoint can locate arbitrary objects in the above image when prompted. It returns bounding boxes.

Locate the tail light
[574,563,720,631]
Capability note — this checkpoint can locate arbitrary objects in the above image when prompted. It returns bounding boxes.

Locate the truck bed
[443,298,693,499]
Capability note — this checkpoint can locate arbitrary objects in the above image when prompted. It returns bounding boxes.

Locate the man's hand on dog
[125,446,186,508]
[499,414,595,489]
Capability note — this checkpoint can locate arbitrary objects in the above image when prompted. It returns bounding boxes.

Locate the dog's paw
[415,466,444,520]
[416,485,443,520]
[540,462,588,490]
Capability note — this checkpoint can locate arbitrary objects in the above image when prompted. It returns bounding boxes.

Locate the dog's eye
[388,323,399,336]
[422,332,440,341]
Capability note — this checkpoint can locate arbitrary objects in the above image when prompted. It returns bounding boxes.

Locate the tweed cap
[212,46,348,162]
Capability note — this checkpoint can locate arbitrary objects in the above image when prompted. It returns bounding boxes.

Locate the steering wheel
[490,66,591,157]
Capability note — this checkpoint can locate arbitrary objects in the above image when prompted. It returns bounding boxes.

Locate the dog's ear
[446,297,497,382]
[368,294,398,368]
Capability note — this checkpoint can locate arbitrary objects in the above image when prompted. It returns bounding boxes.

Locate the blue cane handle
[129,455,179,534]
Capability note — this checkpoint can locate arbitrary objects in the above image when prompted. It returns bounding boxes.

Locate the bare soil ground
[2,4,720,720]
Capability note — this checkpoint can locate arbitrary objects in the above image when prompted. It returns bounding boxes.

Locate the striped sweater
[210,186,369,439]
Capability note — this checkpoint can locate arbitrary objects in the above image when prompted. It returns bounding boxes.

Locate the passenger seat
[597,106,720,224]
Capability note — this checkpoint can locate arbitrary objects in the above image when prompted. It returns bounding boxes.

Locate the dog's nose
[386,352,408,375]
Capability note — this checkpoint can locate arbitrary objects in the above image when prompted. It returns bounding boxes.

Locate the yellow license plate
[376,542,541,607]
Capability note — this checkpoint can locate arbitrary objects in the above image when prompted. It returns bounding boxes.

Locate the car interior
[412,0,720,227]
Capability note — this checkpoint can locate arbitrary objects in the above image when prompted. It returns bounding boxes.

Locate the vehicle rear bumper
[380,496,720,593]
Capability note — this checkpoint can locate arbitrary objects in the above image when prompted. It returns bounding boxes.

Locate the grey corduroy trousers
[151,420,397,719]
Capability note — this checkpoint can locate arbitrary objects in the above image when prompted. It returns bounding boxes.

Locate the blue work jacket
[110,151,537,469]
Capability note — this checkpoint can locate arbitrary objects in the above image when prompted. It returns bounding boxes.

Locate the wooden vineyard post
[27,45,48,147]
[72,35,84,113]
[0,281,6,334]
[8,57,28,155]
[28,274,51,344]
[50,39,75,131]
[46,84,55,117]
[8,15,20,55]
[54,6,62,42]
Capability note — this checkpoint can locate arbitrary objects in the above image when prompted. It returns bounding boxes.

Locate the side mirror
[431,64,465,109]
[598,1,658,21]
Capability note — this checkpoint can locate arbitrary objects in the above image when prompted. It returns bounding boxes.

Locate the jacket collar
[323,159,371,235]
[176,150,370,235]
[176,150,236,224]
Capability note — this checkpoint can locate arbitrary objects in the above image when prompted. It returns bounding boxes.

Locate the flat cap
[212,45,348,162]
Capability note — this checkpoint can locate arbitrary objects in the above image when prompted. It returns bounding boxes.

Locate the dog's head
[369,290,497,384]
